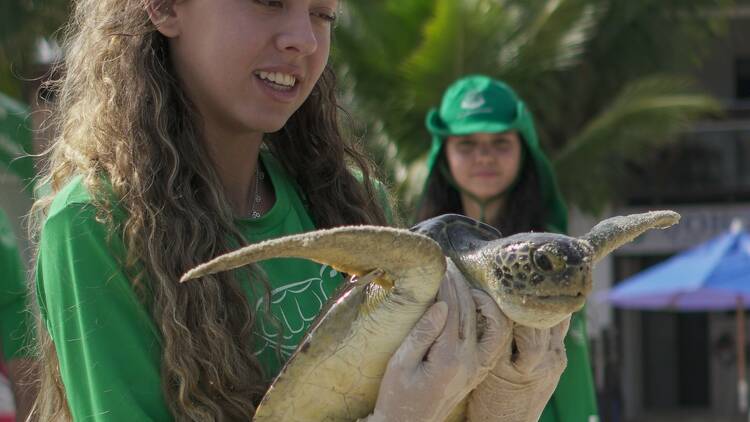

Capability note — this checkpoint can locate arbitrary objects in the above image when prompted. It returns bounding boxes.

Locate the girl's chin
[466,188,508,201]
[234,112,295,135]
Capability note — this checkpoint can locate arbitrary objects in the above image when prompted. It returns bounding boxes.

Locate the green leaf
[553,75,722,213]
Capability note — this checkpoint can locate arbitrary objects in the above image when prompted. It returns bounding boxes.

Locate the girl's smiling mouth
[254,70,297,91]
[253,67,303,103]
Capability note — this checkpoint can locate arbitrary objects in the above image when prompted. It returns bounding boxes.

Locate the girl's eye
[492,140,512,152]
[255,0,284,8]
[492,139,507,147]
[456,142,476,153]
[311,10,337,23]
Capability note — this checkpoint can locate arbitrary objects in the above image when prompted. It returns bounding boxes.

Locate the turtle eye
[533,247,566,274]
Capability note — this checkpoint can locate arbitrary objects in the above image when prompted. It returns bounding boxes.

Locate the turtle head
[473,233,594,329]
[470,211,679,329]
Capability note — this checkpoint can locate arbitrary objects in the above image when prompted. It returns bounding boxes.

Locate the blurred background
[1,1,749,421]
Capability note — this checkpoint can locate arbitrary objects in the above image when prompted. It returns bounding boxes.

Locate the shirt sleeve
[36,203,173,421]
[0,212,32,360]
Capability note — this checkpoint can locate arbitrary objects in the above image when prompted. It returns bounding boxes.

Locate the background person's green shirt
[540,309,599,422]
[36,154,349,421]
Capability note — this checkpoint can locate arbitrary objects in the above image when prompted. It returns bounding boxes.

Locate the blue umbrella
[608,223,750,310]
[605,222,750,413]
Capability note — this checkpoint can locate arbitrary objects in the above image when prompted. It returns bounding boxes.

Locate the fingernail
[433,301,448,315]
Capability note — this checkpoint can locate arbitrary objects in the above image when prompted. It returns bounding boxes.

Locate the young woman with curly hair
[30,2,568,421]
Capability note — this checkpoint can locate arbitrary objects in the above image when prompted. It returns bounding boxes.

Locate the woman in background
[417,74,599,422]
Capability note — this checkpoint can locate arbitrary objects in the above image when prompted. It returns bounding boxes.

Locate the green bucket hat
[423,75,568,233]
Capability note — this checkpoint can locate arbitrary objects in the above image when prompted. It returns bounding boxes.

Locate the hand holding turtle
[364,260,511,422]
[466,316,571,422]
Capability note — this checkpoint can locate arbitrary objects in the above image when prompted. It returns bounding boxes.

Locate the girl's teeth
[256,71,295,87]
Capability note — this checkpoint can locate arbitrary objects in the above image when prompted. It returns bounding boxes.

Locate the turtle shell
[411,214,502,259]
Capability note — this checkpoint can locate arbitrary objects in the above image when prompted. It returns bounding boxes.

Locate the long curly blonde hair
[30,0,388,420]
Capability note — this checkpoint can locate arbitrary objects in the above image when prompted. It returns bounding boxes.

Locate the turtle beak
[582,211,680,263]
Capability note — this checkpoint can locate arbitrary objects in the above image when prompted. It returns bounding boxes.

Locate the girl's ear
[145,0,181,38]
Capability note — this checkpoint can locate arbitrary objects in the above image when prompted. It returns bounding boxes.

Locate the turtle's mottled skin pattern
[461,233,595,328]
[181,210,680,421]
[411,215,597,328]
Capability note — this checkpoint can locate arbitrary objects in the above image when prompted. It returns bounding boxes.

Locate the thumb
[391,301,449,369]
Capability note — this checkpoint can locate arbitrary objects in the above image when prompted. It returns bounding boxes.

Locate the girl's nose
[275,11,319,56]
[475,143,497,162]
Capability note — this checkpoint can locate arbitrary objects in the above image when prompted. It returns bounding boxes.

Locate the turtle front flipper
[180,226,446,304]
[181,227,448,421]
[583,210,680,262]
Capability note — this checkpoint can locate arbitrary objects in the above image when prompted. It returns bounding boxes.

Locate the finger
[447,260,476,341]
[391,301,449,369]
[471,289,512,368]
[549,316,571,373]
[512,325,550,373]
[437,272,459,343]
[549,316,571,353]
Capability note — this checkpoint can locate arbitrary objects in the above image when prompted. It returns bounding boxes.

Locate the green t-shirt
[35,154,349,421]
[0,208,31,360]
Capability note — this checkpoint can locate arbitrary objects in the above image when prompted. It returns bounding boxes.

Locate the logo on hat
[460,90,486,110]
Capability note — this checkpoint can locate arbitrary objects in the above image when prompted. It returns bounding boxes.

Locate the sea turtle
[181,210,679,421]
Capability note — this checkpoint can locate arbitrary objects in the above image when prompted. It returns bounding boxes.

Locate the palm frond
[553,75,722,213]
[331,0,732,214]
[497,0,602,86]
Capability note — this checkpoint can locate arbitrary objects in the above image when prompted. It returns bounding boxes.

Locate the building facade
[579,7,750,422]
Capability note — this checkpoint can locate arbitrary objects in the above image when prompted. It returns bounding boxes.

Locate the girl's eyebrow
[312,0,339,9]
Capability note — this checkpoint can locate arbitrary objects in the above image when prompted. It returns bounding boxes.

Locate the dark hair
[415,140,545,236]
[267,67,387,229]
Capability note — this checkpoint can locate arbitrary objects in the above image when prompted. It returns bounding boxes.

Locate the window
[738,57,750,99]
[623,128,750,204]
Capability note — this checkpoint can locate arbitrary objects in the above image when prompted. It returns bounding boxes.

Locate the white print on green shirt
[253,264,339,359]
